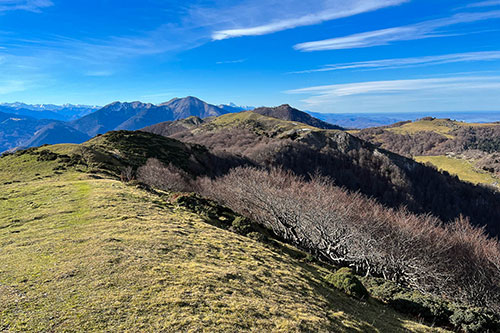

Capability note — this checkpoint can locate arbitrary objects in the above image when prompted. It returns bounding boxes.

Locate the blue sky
[1,0,500,113]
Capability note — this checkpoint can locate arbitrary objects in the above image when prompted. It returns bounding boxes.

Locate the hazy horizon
[2,99,500,117]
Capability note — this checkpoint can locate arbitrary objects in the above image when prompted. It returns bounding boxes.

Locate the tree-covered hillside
[0,136,452,332]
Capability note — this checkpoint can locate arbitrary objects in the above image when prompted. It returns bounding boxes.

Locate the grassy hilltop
[0,135,445,332]
[353,117,500,188]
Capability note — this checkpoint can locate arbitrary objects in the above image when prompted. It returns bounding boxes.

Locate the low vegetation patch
[354,119,500,189]
[386,118,456,138]
[362,278,500,332]
[324,268,368,300]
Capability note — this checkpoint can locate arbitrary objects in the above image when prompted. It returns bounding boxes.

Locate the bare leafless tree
[137,158,192,192]
[121,166,134,182]
[197,166,500,310]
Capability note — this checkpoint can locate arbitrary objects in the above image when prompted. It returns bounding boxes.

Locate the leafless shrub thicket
[471,151,500,177]
[165,123,500,235]
[121,166,134,182]
[355,130,448,157]
[356,124,500,157]
[173,128,288,164]
[137,158,193,192]
[198,167,500,309]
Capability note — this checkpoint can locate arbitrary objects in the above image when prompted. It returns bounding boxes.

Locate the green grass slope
[83,130,211,174]
[0,143,447,332]
[198,111,323,137]
[385,119,458,138]
[415,155,500,187]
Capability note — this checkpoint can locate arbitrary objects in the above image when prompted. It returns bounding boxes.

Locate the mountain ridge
[71,97,228,137]
[253,104,344,130]
[0,103,99,121]
[23,122,91,148]
[0,110,65,152]
[143,111,500,237]
[1,97,347,152]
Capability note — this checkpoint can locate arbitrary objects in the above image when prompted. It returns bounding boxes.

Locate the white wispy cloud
[287,76,500,96]
[0,23,208,72]
[0,80,27,94]
[292,51,500,73]
[0,0,53,12]
[216,59,246,64]
[294,10,500,51]
[465,1,500,8]
[0,15,211,91]
[0,51,54,97]
[211,0,408,40]
[0,1,406,68]
[85,70,113,77]
[285,76,500,113]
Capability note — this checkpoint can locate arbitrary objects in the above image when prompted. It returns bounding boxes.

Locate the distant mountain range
[71,96,230,137]
[0,102,99,111]
[0,103,99,121]
[6,96,496,153]
[0,96,347,152]
[218,103,254,113]
[0,97,268,152]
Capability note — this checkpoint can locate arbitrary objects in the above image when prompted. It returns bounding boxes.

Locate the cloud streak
[85,70,113,77]
[465,1,500,8]
[211,0,408,40]
[0,0,53,12]
[287,76,500,96]
[292,51,500,73]
[294,10,500,51]
[285,76,500,112]
[0,1,408,71]
[0,79,27,94]
[216,59,247,64]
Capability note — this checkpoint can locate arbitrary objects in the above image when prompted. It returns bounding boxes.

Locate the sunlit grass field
[415,155,499,187]
[0,146,447,332]
[383,118,498,139]
[204,111,320,135]
[386,119,456,138]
